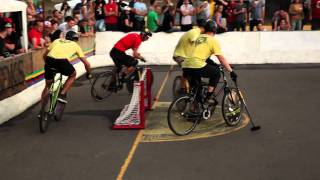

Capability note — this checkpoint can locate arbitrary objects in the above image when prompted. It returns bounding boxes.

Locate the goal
[113,68,152,129]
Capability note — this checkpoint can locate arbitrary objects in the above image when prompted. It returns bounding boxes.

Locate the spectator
[119,6,133,32]
[52,10,63,24]
[289,0,304,30]
[105,0,119,31]
[73,10,82,24]
[27,0,36,22]
[161,5,179,33]
[60,1,73,20]
[74,0,86,12]
[234,0,247,31]
[0,13,4,25]
[0,22,9,59]
[194,0,209,25]
[310,0,320,30]
[59,16,79,34]
[225,0,237,31]
[43,20,60,45]
[257,22,266,31]
[277,19,290,31]
[147,5,162,32]
[302,0,310,29]
[180,0,194,31]
[133,0,147,31]
[94,0,106,32]
[79,18,94,36]
[214,5,227,33]
[162,0,174,14]
[272,10,290,31]
[249,0,265,31]
[28,20,44,49]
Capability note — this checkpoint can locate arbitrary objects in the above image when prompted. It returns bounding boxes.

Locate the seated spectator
[289,0,304,30]
[105,0,119,31]
[257,22,266,31]
[147,5,161,32]
[94,0,106,32]
[161,5,179,33]
[4,22,24,54]
[180,0,194,31]
[272,9,290,31]
[0,22,9,59]
[79,18,94,36]
[133,0,148,31]
[214,5,227,33]
[28,20,44,49]
[60,1,73,21]
[119,6,133,32]
[59,16,79,34]
[277,19,290,31]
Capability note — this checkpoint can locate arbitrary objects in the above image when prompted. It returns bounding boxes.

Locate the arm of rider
[79,57,92,78]
[216,54,237,80]
[132,48,145,61]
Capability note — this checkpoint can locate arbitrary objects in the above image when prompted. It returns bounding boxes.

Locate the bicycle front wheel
[39,94,52,133]
[54,101,66,121]
[222,88,242,126]
[167,95,201,136]
[91,71,114,101]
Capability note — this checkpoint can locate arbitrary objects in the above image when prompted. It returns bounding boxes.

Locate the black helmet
[204,20,217,33]
[65,31,79,41]
[140,30,152,37]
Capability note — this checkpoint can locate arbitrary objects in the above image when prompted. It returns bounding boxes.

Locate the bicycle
[167,66,243,136]
[91,61,153,101]
[38,68,66,133]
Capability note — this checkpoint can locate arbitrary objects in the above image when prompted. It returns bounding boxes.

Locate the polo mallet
[233,78,261,131]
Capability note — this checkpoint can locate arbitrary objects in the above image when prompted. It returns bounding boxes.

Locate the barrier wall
[94,31,320,65]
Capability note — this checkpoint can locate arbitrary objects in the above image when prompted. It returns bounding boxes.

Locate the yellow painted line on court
[116,65,174,180]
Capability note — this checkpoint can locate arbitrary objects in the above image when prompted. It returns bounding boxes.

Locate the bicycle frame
[48,73,63,114]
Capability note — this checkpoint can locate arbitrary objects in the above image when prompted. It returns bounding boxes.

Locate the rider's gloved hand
[230,71,237,81]
[86,72,93,79]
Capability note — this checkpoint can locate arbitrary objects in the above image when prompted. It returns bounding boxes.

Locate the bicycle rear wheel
[222,88,242,126]
[91,71,114,101]
[167,95,201,136]
[39,94,52,133]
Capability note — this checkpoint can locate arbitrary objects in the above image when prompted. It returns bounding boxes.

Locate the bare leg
[60,71,76,95]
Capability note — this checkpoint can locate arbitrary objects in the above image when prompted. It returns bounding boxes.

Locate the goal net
[113,68,152,129]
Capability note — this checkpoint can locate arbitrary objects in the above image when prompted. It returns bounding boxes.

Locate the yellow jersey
[173,28,201,59]
[182,34,222,69]
[47,39,85,60]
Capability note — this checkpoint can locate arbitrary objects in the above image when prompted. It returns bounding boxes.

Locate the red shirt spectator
[311,0,320,18]
[28,20,44,49]
[105,0,118,24]
[114,33,142,52]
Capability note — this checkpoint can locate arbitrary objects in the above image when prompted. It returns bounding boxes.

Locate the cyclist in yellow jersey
[182,20,237,104]
[41,31,91,106]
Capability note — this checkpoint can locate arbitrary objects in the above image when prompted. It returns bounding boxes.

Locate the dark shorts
[44,57,75,80]
[182,60,221,88]
[109,47,138,68]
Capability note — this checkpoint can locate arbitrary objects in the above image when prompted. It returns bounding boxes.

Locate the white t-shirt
[180,4,194,25]
[58,22,79,34]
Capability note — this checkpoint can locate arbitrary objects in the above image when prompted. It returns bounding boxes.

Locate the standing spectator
[73,10,82,24]
[180,0,194,31]
[147,5,161,32]
[133,0,147,31]
[60,1,73,20]
[105,0,119,31]
[28,20,44,49]
[225,0,237,31]
[249,0,265,31]
[289,0,304,30]
[162,5,179,32]
[27,0,36,22]
[310,0,320,30]
[52,10,63,24]
[272,10,290,31]
[214,5,227,33]
[48,20,62,42]
[59,16,79,34]
[302,0,311,29]
[94,0,106,32]
[119,6,133,32]
[194,0,209,25]
[234,0,247,31]
[4,21,24,54]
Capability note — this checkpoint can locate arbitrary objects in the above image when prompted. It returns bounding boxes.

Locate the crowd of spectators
[0,0,320,59]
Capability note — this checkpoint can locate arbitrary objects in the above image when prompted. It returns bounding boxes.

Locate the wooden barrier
[0,36,95,101]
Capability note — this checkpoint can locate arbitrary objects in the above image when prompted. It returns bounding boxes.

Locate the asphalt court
[1,66,320,180]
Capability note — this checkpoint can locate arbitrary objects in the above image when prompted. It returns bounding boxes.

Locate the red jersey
[114,33,142,52]
[28,28,42,46]
[311,0,320,19]
[104,3,118,24]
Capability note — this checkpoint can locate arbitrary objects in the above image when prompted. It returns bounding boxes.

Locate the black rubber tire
[91,71,114,101]
[54,101,66,121]
[39,95,52,133]
[222,88,243,126]
[167,95,201,136]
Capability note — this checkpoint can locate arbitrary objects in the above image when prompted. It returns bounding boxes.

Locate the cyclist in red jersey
[110,30,152,75]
